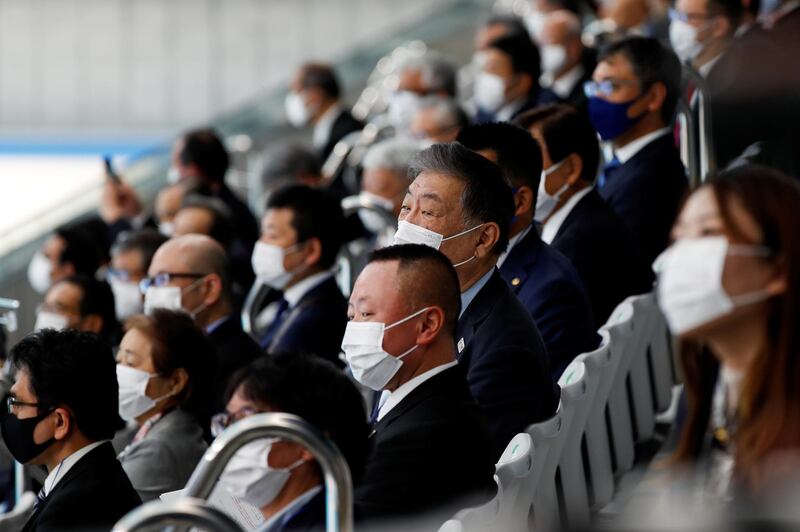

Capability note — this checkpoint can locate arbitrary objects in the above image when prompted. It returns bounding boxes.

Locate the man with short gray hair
[387,53,458,132]
[360,138,421,219]
[410,96,469,146]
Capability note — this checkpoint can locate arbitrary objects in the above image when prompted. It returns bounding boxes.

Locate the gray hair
[399,52,458,97]
[260,142,321,185]
[416,96,468,132]
[362,138,422,178]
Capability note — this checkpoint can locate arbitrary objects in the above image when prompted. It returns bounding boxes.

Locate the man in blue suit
[252,184,347,366]
[587,36,688,266]
[396,143,559,458]
[458,123,599,378]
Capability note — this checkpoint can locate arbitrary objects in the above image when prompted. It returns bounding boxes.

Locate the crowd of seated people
[2,0,800,529]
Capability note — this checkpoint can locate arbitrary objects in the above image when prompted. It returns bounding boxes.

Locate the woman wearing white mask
[214,352,368,530]
[659,165,799,500]
[116,309,215,502]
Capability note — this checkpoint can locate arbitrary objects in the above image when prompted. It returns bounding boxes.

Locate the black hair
[124,309,216,429]
[708,0,744,30]
[409,143,514,255]
[457,122,544,193]
[598,36,682,123]
[266,184,345,269]
[299,63,341,100]
[59,274,120,345]
[179,194,235,251]
[514,104,600,185]
[482,13,529,37]
[487,33,541,88]
[368,244,462,338]
[11,329,124,440]
[69,216,111,265]
[111,229,169,275]
[54,225,102,277]
[225,352,368,482]
[179,128,230,184]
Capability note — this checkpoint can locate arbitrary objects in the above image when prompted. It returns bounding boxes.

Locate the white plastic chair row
[440,292,678,531]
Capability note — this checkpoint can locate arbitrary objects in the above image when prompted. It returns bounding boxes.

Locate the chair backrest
[627,295,658,442]
[439,433,533,532]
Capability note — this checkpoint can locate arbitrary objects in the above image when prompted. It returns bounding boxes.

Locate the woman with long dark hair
[657,164,800,498]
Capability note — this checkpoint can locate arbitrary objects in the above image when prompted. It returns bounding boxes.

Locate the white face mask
[117,364,172,421]
[393,220,484,250]
[34,311,69,332]
[388,91,422,132]
[219,439,305,509]
[474,72,507,114]
[541,45,568,75]
[28,251,52,295]
[669,18,705,63]
[251,241,306,290]
[285,92,310,128]
[110,278,144,321]
[143,278,206,317]
[535,159,569,222]
[158,221,175,237]
[341,307,429,391]
[657,237,773,335]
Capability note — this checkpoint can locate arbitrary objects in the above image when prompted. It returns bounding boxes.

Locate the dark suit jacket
[355,365,495,520]
[265,277,347,367]
[598,134,688,267]
[22,442,141,532]
[217,183,260,248]
[499,227,599,378]
[320,109,364,162]
[551,189,653,326]
[475,87,560,124]
[208,315,262,410]
[263,489,326,531]
[456,269,560,459]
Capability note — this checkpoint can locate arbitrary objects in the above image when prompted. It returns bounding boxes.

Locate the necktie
[368,392,382,428]
[598,154,621,188]
[260,297,290,349]
[34,487,46,511]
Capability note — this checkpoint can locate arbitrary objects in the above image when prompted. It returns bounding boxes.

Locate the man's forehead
[409,170,464,198]
[11,367,33,399]
[351,261,400,303]
[597,53,634,78]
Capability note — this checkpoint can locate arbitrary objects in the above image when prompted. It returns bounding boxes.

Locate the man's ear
[201,273,224,306]
[302,238,323,267]
[646,82,667,115]
[514,186,535,217]
[52,408,72,441]
[417,307,444,346]
[564,154,584,186]
[475,222,501,259]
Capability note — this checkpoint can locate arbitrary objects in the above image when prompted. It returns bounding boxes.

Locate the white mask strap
[442,223,485,242]
[384,306,430,331]
[453,255,477,268]
[543,158,566,177]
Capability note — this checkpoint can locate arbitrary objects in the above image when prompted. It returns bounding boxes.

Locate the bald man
[146,234,261,408]
[539,10,596,112]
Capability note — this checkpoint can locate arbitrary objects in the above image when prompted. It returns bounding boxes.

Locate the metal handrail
[681,65,717,184]
[182,412,353,532]
[340,194,397,228]
[675,98,699,187]
[112,498,243,532]
[240,280,272,339]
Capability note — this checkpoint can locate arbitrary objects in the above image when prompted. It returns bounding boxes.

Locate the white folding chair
[576,334,616,511]
[600,300,637,473]
[0,491,36,532]
[643,292,677,411]
[439,433,534,532]
[628,295,657,442]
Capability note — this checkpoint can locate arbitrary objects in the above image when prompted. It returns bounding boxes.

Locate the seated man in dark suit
[395,143,559,458]
[1,329,141,531]
[587,36,688,267]
[252,184,347,366]
[515,104,653,326]
[473,32,558,124]
[343,244,494,522]
[144,234,261,410]
[286,62,364,164]
[214,352,368,531]
[458,122,599,378]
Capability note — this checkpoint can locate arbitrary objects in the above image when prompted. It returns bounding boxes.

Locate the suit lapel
[456,270,504,361]
[554,188,596,241]
[371,367,457,435]
[272,278,335,346]
[499,228,543,293]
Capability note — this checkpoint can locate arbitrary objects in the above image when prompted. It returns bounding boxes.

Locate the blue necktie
[260,297,290,349]
[598,155,621,188]
[34,486,46,511]
[368,392,382,428]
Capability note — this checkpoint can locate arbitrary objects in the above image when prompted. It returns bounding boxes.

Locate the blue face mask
[588,95,645,141]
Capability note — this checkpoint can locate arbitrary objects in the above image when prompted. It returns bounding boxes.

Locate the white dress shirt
[376,361,459,422]
[312,103,342,149]
[542,64,585,100]
[497,223,533,267]
[259,485,323,532]
[541,186,593,244]
[614,126,673,164]
[41,440,106,497]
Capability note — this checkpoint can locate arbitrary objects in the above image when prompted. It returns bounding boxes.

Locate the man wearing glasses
[143,234,261,409]
[584,36,688,266]
[2,329,141,531]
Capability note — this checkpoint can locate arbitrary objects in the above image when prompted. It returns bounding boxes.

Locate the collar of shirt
[312,103,342,149]
[615,126,672,164]
[698,54,722,78]
[497,223,533,268]
[459,267,495,318]
[544,64,585,99]
[205,315,231,335]
[260,485,323,532]
[42,440,106,497]
[496,98,526,122]
[284,270,335,308]
[541,186,593,244]
[376,360,459,422]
